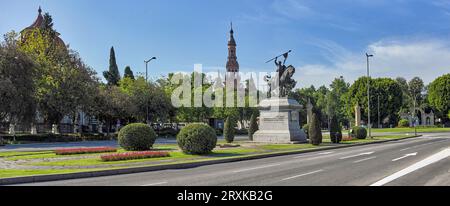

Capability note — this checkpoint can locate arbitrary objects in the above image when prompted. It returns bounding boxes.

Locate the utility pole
[366,53,374,138]
[413,94,417,136]
[144,57,157,123]
[378,95,380,128]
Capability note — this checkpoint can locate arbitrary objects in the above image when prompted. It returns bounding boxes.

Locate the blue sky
[1,0,450,87]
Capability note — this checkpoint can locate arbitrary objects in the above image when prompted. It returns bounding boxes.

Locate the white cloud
[295,38,450,88]
[271,0,315,20]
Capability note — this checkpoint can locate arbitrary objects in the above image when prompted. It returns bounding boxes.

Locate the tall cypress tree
[124,66,135,80]
[224,117,235,143]
[103,47,120,86]
[309,112,322,146]
[248,112,258,141]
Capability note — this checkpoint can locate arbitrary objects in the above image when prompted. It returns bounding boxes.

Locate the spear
[265,50,292,63]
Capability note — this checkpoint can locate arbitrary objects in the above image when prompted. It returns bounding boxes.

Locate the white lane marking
[353,156,377,163]
[292,151,334,159]
[392,153,418,162]
[400,147,412,151]
[233,163,282,173]
[371,148,450,186]
[400,140,446,152]
[281,170,324,181]
[141,182,168,186]
[340,152,375,160]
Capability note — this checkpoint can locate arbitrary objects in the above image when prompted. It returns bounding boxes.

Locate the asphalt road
[15,133,450,186]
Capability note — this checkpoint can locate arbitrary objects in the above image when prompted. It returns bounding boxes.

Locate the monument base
[253,98,307,144]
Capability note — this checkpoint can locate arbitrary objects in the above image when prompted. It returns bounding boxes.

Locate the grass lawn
[370,127,450,133]
[0,169,99,179]
[0,134,417,179]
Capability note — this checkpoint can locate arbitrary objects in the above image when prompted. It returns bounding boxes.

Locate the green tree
[103,47,121,86]
[124,66,135,80]
[18,14,98,128]
[93,85,134,135]
[428,74,450,122]
[309,112,322,146]
[346,77,403,127]
[224,116,235,143]
[329,77,350,126]
[248,112,258,141]
[408,77,425,107]
[120,76,173,123]
[0,31,37,124]
[396,77,412,114]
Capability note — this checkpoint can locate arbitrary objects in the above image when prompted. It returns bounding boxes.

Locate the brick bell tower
[226,22,239,73]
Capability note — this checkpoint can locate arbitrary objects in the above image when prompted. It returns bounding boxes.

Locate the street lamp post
[378,95,380,129]
[413,94,417,136]
[145,57,157,82]
[366,53,374,139]
[144,57,157,123]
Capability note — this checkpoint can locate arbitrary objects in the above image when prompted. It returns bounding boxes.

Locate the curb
[0,135,421,185]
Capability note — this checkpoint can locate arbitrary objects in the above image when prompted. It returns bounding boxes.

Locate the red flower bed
[100,151,170,162]
[55,147,117,155]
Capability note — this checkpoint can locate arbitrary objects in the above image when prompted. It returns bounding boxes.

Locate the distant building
[20,6,66,49]
[226,22,239,73]
[5,7,103,135]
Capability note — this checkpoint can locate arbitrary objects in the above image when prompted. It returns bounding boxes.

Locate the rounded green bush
[352,126,367,139]
[118,123,157,151]
[398,119,409,128]
[177,123,217,154]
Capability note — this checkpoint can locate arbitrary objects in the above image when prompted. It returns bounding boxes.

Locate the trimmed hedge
[118,123,157,151]
[398,119,409,128]
[309,113,322,145]
[330,116,342,144]
[224,117,235,143]
[177,123,217,154]
[352,126,367,139]
[55,147,117,155]
[101,151,170,162]
[0,137,6,146]
[0,133,115,143]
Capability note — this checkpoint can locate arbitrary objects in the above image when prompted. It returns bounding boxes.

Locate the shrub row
[55,147,117,155]
[119,123,218,154]
[398,119,409,128]
[100,151,170,162]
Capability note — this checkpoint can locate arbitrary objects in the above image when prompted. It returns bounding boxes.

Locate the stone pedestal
[253,98,307,144]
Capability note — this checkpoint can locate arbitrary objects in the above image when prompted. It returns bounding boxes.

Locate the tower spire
[38,6,42,14]
[230,22,233,34]
[226,22,239,73]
